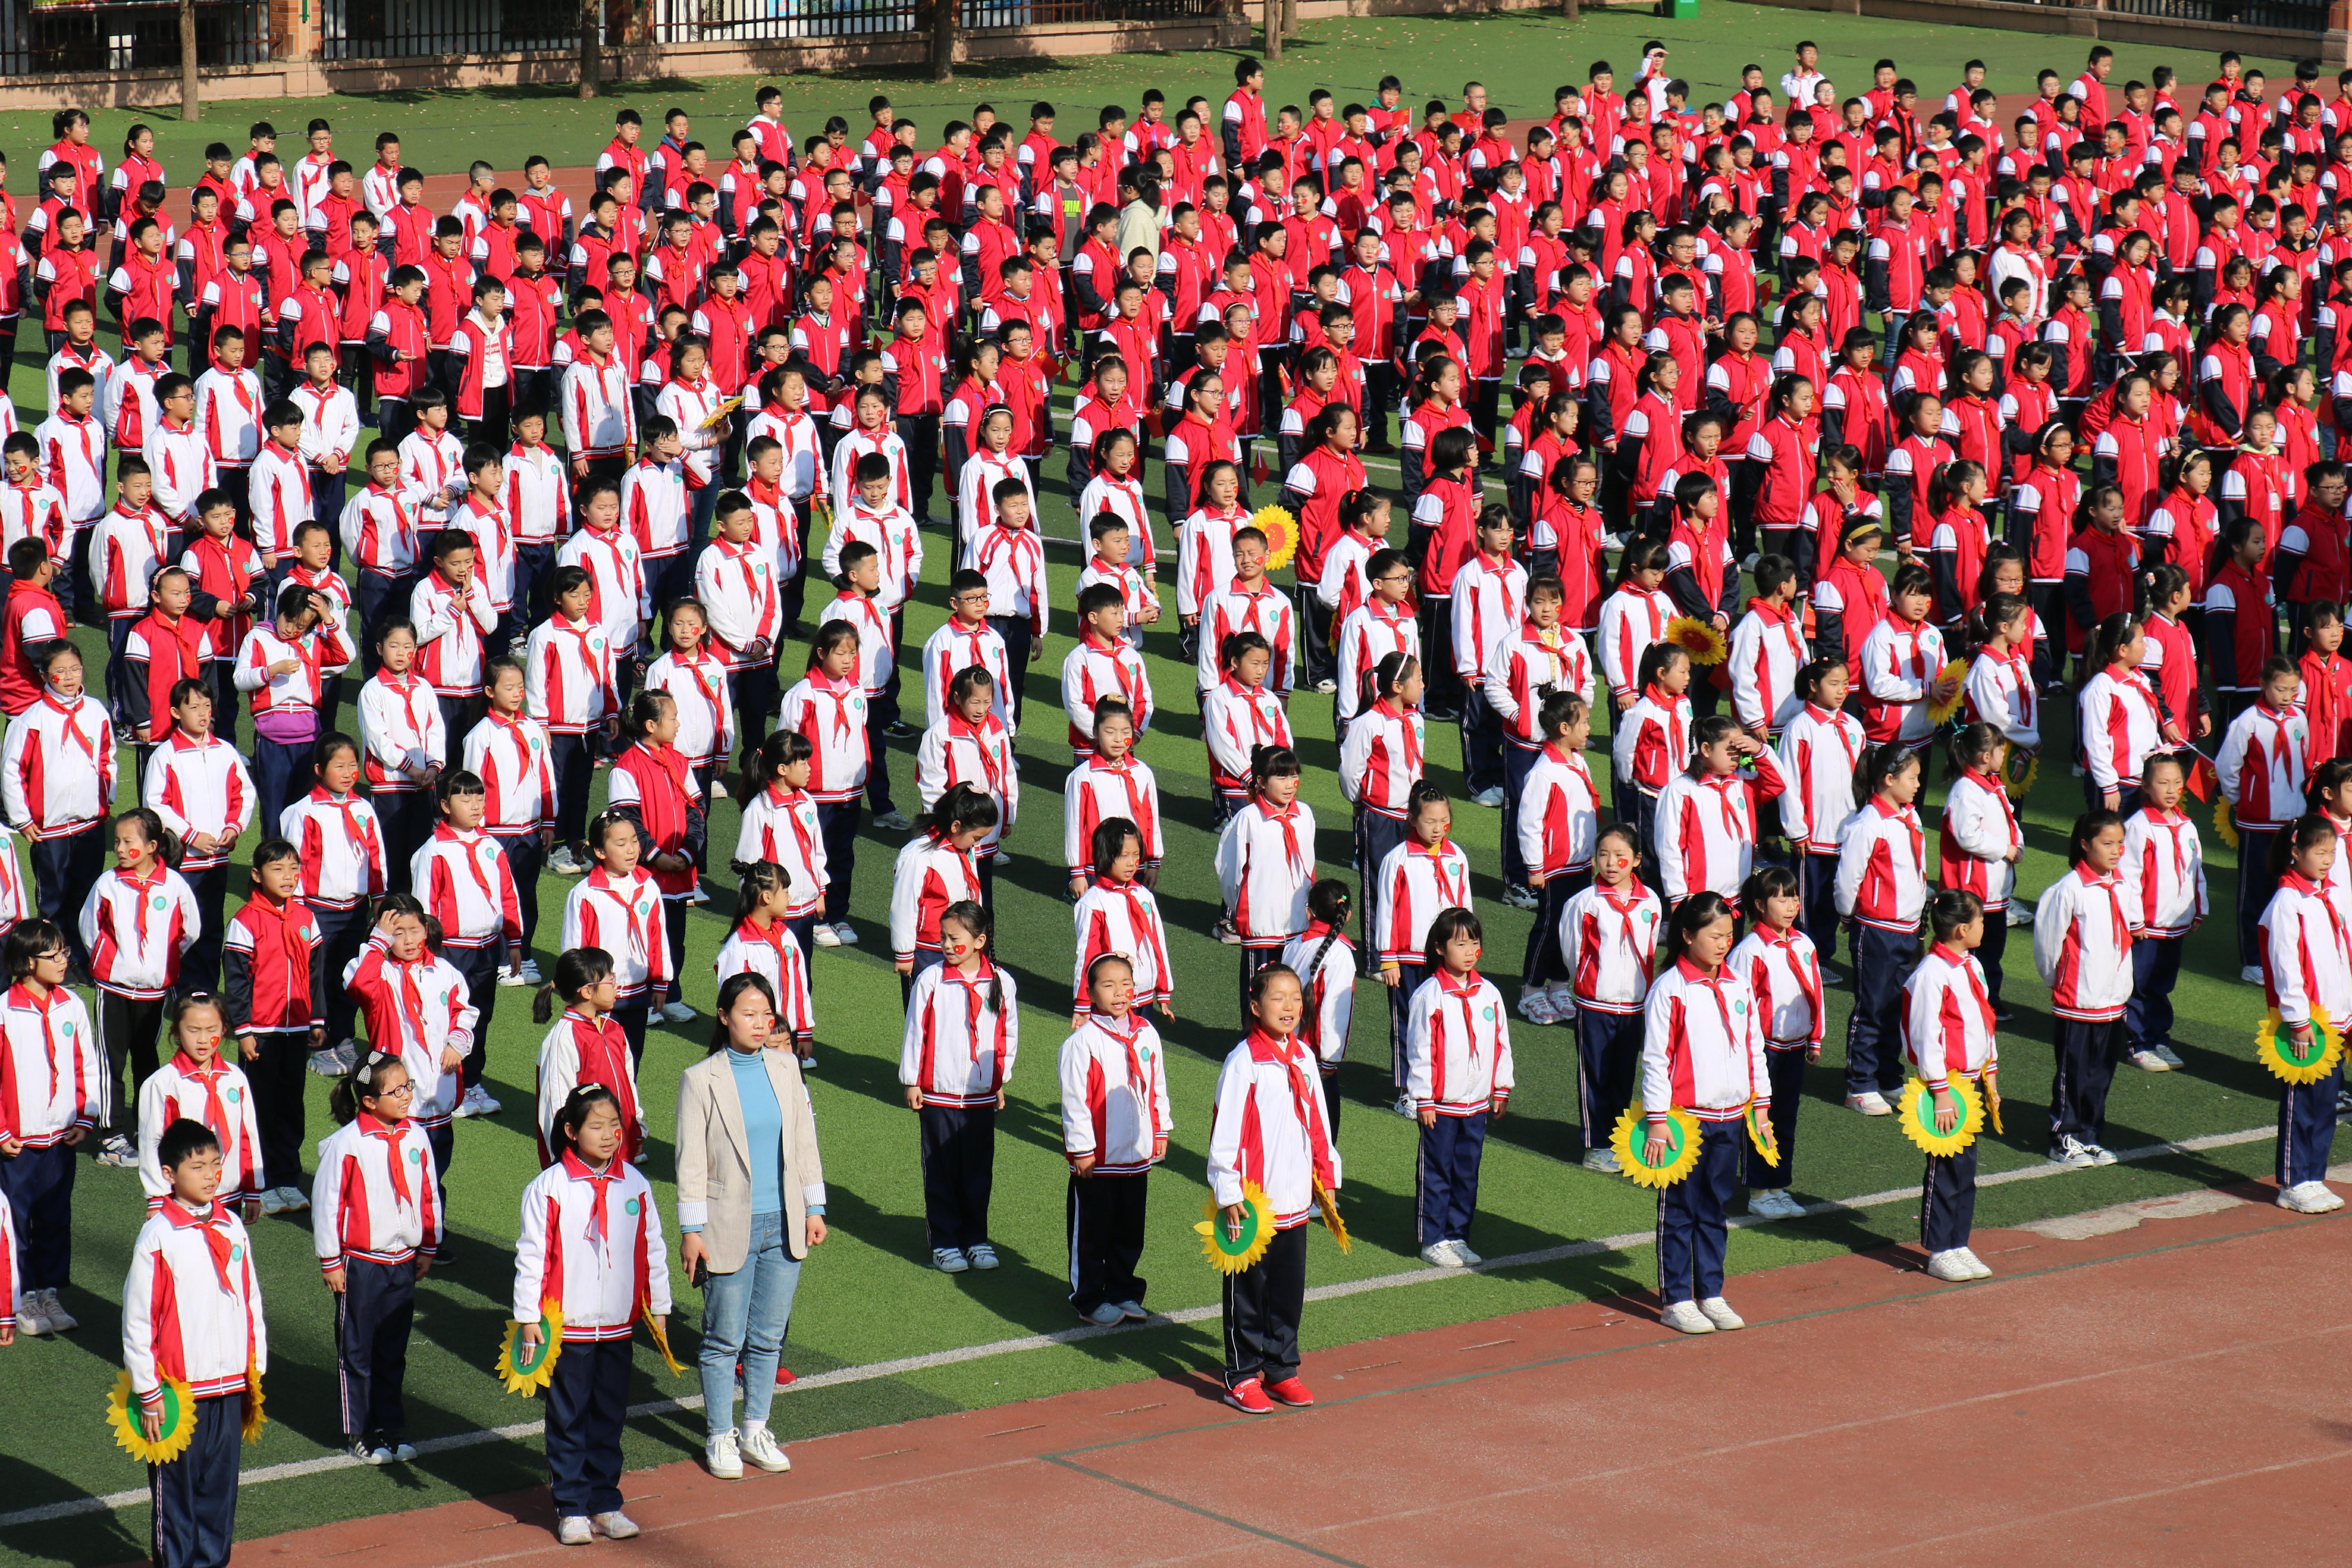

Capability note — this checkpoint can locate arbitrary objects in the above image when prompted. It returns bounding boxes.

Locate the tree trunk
[1263,0,1280,61]
[1561,0,1578,18]
[579,0,600,97]
[931,0,955,82]
[179,0,201,121]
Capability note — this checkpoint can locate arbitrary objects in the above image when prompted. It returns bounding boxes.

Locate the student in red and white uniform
[1372,782,1473,1101]
[1902,889,2002,1280]
[731,730,828,966]
[1073,814,1176,1021]
[889,784,992,984]
[1450,507,1528,800]
[1837,742,1928,1116]
[122,1116,268,1554]
[641,601,737,789]
[530,951,642,1170]
[279,737,385,1055]
[1339,651,1426,940]
[1939,723,2027,1016]
[1594,541,1674,722]
[341,894,477,1176]
[606,688,706,1031]
[357,619,448,889]
[920,569,1013,728]
[1404,907,1512,1269]
[1194,524,1298,699]
[560,810,672,1064]
[1204,961,1341,1413]
[2219,655,2310,980]
[1215,744,1318,1000]
[963,479,1048,722]
[917,666,1018,899]
[2077,612,2165,814]
[1726,556,1809,739]
[1610,641,1693,878]
[1176,460,1250,660]
[2259,815,2352,1214]
[897,902,1020,1274]
[1640,891,1768,1336]
[312,1048,443,1463]
[1199,627,1293,819]
[2034,809,2138,1169]
[779,624,871,941]
[2119,752,2206,1075]
[820,453,922,624]
[524,565,618,871]
[0,922,101,1336]
[1333,546,1421,725]
[1058,953,1171,1325]
[222,839,326,1210]
[1965,592,2040,757]
[510,1082,671,1544]
[411,773,523,1114]
[710,863,816,1063]
[1280,881,1358,1136]
[136,995,264,1213]
[1729,864,1822,1221]
[141,679,256,993]
[78,806,199,1172]
[410,527,498,740]
[1656,714,1787,910]
[461,657,555,973]
[1857,562,1952,745]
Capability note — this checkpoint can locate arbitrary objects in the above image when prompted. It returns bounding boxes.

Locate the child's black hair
[1420,905,1483,975]
[1365,651,1419,710]
[1929,887,1984,945]
[1,919,62,982]
[157,1116,221,1171]
[434,768,487,809]
[733,727,815,808]
[1855,742,1919,805]
[115,806,183,870]
[1949,720,2003,775]
[807,618,861,670]
[1246,960,1302,1009]
[1663,890,1736,967]
[1303,878,1353,980]
[549,1083,624,1161]
[623,687,674,742]
[938,900,1003,1013]
[2270,811,2338,880]
[330,1047,410,1125]
[916,781,1002,841]
[250,837,299,876]
[313,731,361,777]
[2068,809,2125,867]
[1634,639,1690,692]
[1249,744,1302,797]
[533,946,616,1025]
[1088,815,1142,880]
[1686,713,1740,776]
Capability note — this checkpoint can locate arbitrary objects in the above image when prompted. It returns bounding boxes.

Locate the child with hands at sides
[1642,890,1770,1336]
[1064,697,1161,899]
[82,808,201,1171]
[225,838,329,1212]
[1405,908,1513,1270]
[279,735,387,1065]
[551,475,646,746]
[1837,742,1929,1117]
[1332,544,1420,730]
[122,1117,269,1560]
[313,1049,442,1467]
[1483,572,1593,906]
[1729,864,1824,1222]
[1726,554,1809,742]
[561,809,672,1065]
[1594,540,1673,731]
[1515,691,1601,1024]
[136,989,264,1224]
[358,618,448,891]
[1062,581,1154,762]
[462,655,556,975]
[731,730,828,967]
[818,542,904,828]
[898,902,1019,1275]
[779,622,872,946]
[2033,810,2139,1170]
[0,922,102,1338]
[1557,826,1664,1173]
[693,492,784,771]
[1281,881,1358,1140]
[889,783,995,992]
[1964,590,2040,767]
[711,862,815,1065]
[1774,658,1865,975]
[1339,652,1426,961]
[918,666,1019,904]
[1374,782,1473,1115]
[1076,513,1160,650]
[511,1083,671,1546]
[1074,433,1153,574]
[1058,953,1172,1327]
[1611,641,1692,883]
[1205,963,1341,1414]
[1202,629,1295,828]
[1177,459,1250,666]
[2078,612,2167,815]
[1075,817,1175,1027]
[410,771,524,1116]
[1655,713,1787,912]
[2119,750,2206,1075]
[1194,525,1297,701]
[604,689,707,1027]
[1904,889,2002,1280]
[524,565,620,876]
[1938,722,2027,1016]
[142,675,258,993]
[531,946,644,1166]
[2219,653,2307,982]
[5,641,117,971]
[920,570,1013,728]
[2259,815,2352,1213]
[1216,745,1318,1016]
[641,597,736,795]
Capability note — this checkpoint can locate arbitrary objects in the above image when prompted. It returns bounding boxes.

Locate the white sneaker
[1958,1247,1994,1279]
[1452,1241,1483,1266]
[2279,1180,2344,1213]
[16,1289,52,1336]
[2083,1143,2118,1167]
[1420,1241,1464,1268]
[2152,1042,2186,1069]
[686,885,711,905]
[933,1247,970,1273]
[1084,1301,1126,1325]
[1472,786,1506,808]
[260,1189,288,1216]
[593,1512,641,1540]
[2049,1136,2097,1170]
[38,1288,74,1331]
[276,1185,310,1212]
[555,1517,593,1546]
[1392,1094,1417,1118]
[1659,1300,1715,1335]
[1517,991,1559,1025]
[1747,1189,1805,1221]
[1116,1299,1147,1321]
[1545,981,1579,1012]
[1212,916,1243,945]
[737,1423,792,1472]
[97,1134,139,1168]
[1314,677,1338,695]
[2126,1047,2171,1072]
[1847,1091,1892,1116]
[1698,1296,1745,1330]
[1926,1249,1978,1281]
[812,923,843,947]
[2242,964,2267,984]
[965,1242,1000,1270]
[661,1000,697,1025]
[1581,1147,1621,1173]
[468,1085,503,1117]
[704,1430,745,1479]
[546,847,587,876]
[831,923,860,946]
[2005,899,2034,927]
[387,1441,417,1462]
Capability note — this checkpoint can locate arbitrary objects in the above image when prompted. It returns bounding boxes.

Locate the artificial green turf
[0,9,2328,1564]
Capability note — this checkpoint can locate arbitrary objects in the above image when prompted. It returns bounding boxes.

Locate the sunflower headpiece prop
[1665,615,1727,666]
[1249,504,1300,572]
[1196,1180,1278,1274]
[1611,1107,1704,1188]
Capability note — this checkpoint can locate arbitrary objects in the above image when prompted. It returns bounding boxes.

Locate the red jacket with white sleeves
[1641,957,1769,1122]
[732,786,826,920]
[1837,797,1928,932]
[412,824,523,950]
[123,1201,267,1405]
[889,831,983,961]
[2033,864,2138,1022]
[312,1112,444,1269]
[1216,799,1319,949]
[510,1154,671,1338]
[1058,1014,1172,1173]
[2218,699,2309,830]
[899,961,1021,1107]
[1483,622,1595,744]
[280,788,387,911]
[1732,924,1824,1049]
[1902,944,1998,1089]
[1374,836,1473,965]
[1656,755,1787,906]
[1339,698,1424,818]
[0,981,100,1145]
[141,730,255,874]
[2121,803,2207,939]
[1938,768,2023,910]
[1406,969,1515,1115]
[1063,753,1161,877]
[1205,1029,1341,1228]
[81,865,200,999]
[136,1051,265,1203]
[464,710,556,832]
[562,866,671,1000]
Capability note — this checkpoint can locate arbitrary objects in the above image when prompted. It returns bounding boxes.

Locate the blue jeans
[697,1209,803,1436]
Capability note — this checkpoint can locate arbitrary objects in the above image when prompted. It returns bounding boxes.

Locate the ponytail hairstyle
[2271,810,2339,880]
[330,1047,411,1127]
[622,686,674,742]
[1663,889,1737,968]
[1410,352,1459,405]
[532,946,617,1025]
[913,780,1001,842]
[113,805,182,871]
[2068,808,2127,867]
[1766,371,1813,419]
[1303,878,1354,981]
[2074,480,2127,533]
[1249,744,1303,799]
[1420,905,1484,976]
[1337,486,1386,536]
[938,900,1003,1013]
[1686,712,1741,777]
[733,726,813,808]
[945,663,996,717]
[732,860,791,930]
[2091,610,2143,669]
[806,617,860,671]
[1927,458,1985,515]
[2310,755,2352,814]
[549,1083,624,1161]
[1366,650,1420,711]
[1738,862,1799,926]
[1949,720,2004,777]
[2140,561,2190,618]
[1635,348,1678,395]
[1538,689,1587,742]
[1854,741,1919,806]
[1092,426,1137,470]
[1795,655,1849,707]
[1405,779,1450,837]
[1550,452,1601,500]
[2162,445,2214,495]
[1929,887,1985,946]
[1088,816,1143,881]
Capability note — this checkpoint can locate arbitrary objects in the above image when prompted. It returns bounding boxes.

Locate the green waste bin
[1662,0,1698,15]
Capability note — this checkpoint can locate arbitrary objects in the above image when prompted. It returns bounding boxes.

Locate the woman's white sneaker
[556,1517,594,1546]
[704,1430,745,1479]
[738,1423,792,1472]
[1697,1297,1745,1330]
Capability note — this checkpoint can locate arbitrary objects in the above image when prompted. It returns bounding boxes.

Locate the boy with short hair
[411,526,498,742]
[963,477,1047,724]
[919,568,1013,728]
[1076,513,1160,649]
[1062,582,1153,762]
[820,540,907,828]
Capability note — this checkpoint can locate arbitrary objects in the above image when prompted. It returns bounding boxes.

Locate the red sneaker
[1223,1377,1273,1414]
[775,1366,797,1388]
[1264,1376,1315,1408]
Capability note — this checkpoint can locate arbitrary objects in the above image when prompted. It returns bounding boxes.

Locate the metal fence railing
[0,0,270,75]
[319,0,577,59]
[650,0,1218,41]
[2104,0,2328,30]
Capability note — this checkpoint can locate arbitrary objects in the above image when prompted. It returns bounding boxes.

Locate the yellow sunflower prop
[1982,1069,2005,1135]
[106,1372,197,1465]
[1896,1077,1984,1158]
[494,1301,565,1396]
[1312,1176,1351,1252]
[643,1307,686,1376]
[1665,615,1727,666]
[1196,1180,1277,1274]
[1926,659,1970,727]
[1249,504,1300,572]
[2214,799,2240,851]
[1610,1107,1704,1189]
[2255,1009,2343,1085]
[240,1369,267,1443]
[1744,1099,1781,1169]
[2002,749,2039,802]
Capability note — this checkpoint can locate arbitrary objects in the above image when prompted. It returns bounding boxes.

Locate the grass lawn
[0,8,2322,1564]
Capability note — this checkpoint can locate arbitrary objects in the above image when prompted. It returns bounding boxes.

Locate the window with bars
[648,0,1217,42]
[319,0,579,59]
[0,0,270,76]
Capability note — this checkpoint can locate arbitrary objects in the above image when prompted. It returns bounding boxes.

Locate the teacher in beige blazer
[676,973,827,1482]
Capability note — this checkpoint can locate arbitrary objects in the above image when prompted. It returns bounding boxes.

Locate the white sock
[742,1419,768,1437]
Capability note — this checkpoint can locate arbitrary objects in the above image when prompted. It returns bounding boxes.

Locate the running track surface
[223,1184,2352,1568]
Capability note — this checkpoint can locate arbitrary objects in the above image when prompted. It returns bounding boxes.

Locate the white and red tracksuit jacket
[1641,957,1769,1124]
[1516,744,1601,878]
[1195,579,1298,695]
[280,788,387,913]
[1728,599,1809,735]
[343,942,477,1124]
[464,710,556,832]
[823,501,924,612]
[1596,581,1673,700]
[524,614,618,735]
[1557,880,1664,1013]
[888,831,984,962]
[2218,699,2309,831]
[1374,837,1473,965]
[2261,871,2352,1027]
[358,670,447,792]
[1061,632,1154,753]
[1774,702,1864,853]
[1216,798,1319,949]
[695,537,784,670]
[123,1201,267,1406]
[1964,644,2039,748]
[1334,598,1421,723]
[2,689,116,838]
[2033,864,2138,1023]
[561,866,671,1001]
[732,786,826,920]
[136,1051,264,1203]
[1938,768,2024,911]
[1200,676,1293,798]
[0,981,101,1146]
[920,618,1012,727]
[141,729,256,875]
[510,1153,671,1339]
[561,353,637,460]
[2078,664,2165,796]
[778,673,869,803]
[412,825,523,951]
[312,1111,445,1269]
[1732,924,1824,1050]
[1058,1013,1172,1173]
[899,960,1021,1108]
[1448,554,1528,681]
[1656,755,1788,907]
[1836,797,1928,933]
[1063,753,1161,878]
[1483,622,1595,746]
[1857,612,1948,745]
[965,520,1049,636]
[1283,922,1358,1071]
[1902,943,1998,1089]
[1406,969,1515,1116]
[410,570,498,697]
[245,439,312,556]
[555,523,647,652]
[341,481,423,580]
[1339,699,1425,819]
[2121,804,2208,940]
[712,920,816,1043]
[1073,877,1175,1009]
[1205,1029,1342,1228]
[1612,684,1691,794]
[621,461,691,566]
[534,1009,647,1165]
[81,866,200,1000]
[916,712,1018,858]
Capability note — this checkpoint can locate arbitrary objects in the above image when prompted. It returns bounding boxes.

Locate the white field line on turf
[0,1118,2288,1528]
